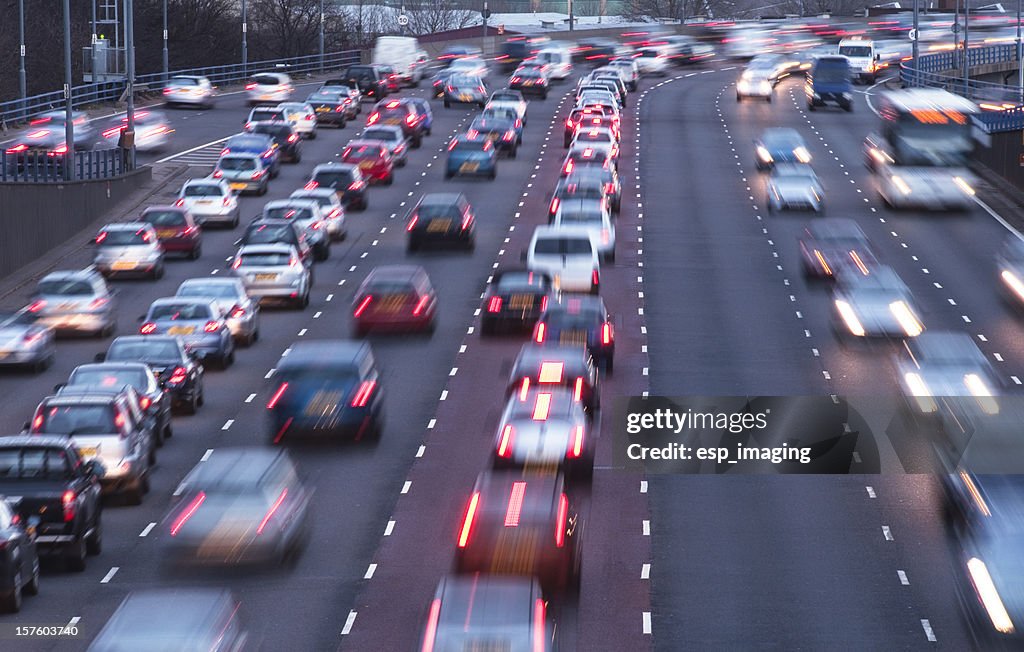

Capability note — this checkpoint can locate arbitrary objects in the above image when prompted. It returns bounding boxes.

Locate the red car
[341,140,395,186]
[352,265,437,336]
[140,205,202,259]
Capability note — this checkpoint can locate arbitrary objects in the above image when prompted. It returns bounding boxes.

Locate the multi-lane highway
[2,47,1024,651]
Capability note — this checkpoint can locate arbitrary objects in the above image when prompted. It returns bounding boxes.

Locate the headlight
[964,373,999,414]
[903,372,937,412]
[967,558,1015,634]
[891,175,912,195]
[953,176,976,196]
[1000,269,1024,301]
[759,82,771,92]
[834,300,865,337]
[794,147,811,163]
[888,301,923,337]
[756,146,772,162]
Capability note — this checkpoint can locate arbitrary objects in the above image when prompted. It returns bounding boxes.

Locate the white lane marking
[298,328,307,336]
[155,135,230,163]
[341,611,357,636]
[221,419,233,430]
[265,369,275,379]
[384,520,395,536]
[139,522,156,537]
[921,619,936,642]
[416,445,425,457]
[201,448,214,462]
[68,616,80,627]
[245,393,256,403]
[313,311,322,319]
[364,564,377,579]
[427,418,436,429]
[640,480,648,493]
[866,486,876,498]
[440,390,448,401]
[642,520,650,536]
[449,367,458,376]
[882,525,894,541]
[898,570,909,585]
[975,195,1024,240]
[641,563,651,579]
[642,612,652,634]
[100,567,119,584]
[401,481,411,494]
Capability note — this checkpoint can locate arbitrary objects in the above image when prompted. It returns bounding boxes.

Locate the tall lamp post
[62,0,74,180]
[1017,0,1023,102]
[319,0,325,72]
[18,0,27,116]
[912,0,919,87]
[242,0,248,77]
[125,0,136,170]
[162,0,169,82]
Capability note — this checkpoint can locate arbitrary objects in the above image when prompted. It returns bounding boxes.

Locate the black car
[221,132,281,177]
[244,120,301,163]
[481,269,555,335]
[406,192,475,252]
[533,295,614,373]
[98,336,205,414]
[430,69,459,99]
[567,166,621,213]
[509,69,549,99]
[267,340,383,442]
[366,99,426,147]
[341,64,389,101]
[63,362,173,449]
[307,163,368,211]
[468,116,519,158]
[235,219,314,269]
[306,90,352,126]
[0,497,38,612]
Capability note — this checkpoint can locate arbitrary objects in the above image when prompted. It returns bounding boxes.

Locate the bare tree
[249,0,322,59]
[405,0,477,34]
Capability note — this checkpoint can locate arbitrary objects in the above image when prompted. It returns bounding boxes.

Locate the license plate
[384,118,402,125]
[196,199,214,206]
[157,228,177,238]
[111,261,137,270]
[427,219,451,232]
[459,94,472,101]
[358,162,374,170]
[560,330,587,346]
[460,162,479,173]
[78,447,97,457]
[315,107,330,113]
[379,296,405,313]
[510,294,533,310]
[485,133,499,141]
[254,273,277,281]
[168,326,195,335]
[230,182,247,190]
[304,390,342,417]
[0,352,8,360]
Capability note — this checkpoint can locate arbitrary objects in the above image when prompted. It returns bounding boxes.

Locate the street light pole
[62,0,74,181]
[319,0,325,72]
[964,0,970,96]
[241,0,248,77]
[126,0,136,170]
[912,0,919,87]
[1017,0,1023,102]
[569,0,574,31]
[18,0,27,115]
[162,0,168,82]
[483,0,488,38]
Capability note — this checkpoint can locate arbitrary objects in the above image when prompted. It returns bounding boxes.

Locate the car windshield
[99,230,149,246]
[183,185,222,198]
[534,238,593,255]
[143,211,187,226]
[218,157,257,171]
[239,252,291,266]
[838,45,871,58]
[149,303,212,320]
[109,340,179,361]
[0,449,71,481]
[70,368,147,390]
[36,404,117,435]
[37,279,93,295]
[178,283,237,299]
[265,206,314,221]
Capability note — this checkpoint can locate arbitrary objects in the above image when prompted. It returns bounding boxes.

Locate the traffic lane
[642,73,933,648]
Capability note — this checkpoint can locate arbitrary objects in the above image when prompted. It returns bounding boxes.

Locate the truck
[372,36,429,87]
[0,436,103,572]
[837,37,880,84]
[864,88,989,211]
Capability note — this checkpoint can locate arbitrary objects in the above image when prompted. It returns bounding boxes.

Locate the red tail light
[62,490,76,522]
[27,299,46,313]
[605,182,614,194]
[554,493,568,547]
[488,296,502,313]
[407,215,418,231]
[203,320,221,333]
[457,492,481,548]
[535,322,546,343]
[461,212,472,230]
[170,491,206,536]
[256,488,288,534]
[289,256,300,268]
[102,126,121,139]
[348,180,365,191]
[6,144,29,153]
[220,148,230,156]
[305,113,314,120]
[231,257,242,269]
[267,382,289,409]
[335,105,345,112]
[287,134,299,143]
[168,366,188,385]
[497,424,514,457]
[533,599,546,652]
[592,270,600,287]
[549,198,560,215]
[251,170,265,180]
[412,295,430,316]
[139,396,152,411]
[29,117,51,125]
[245,83,256,90]
[503,131,515,142]
[467,129,479,139]
[574,377,584,402]
[175,198,185,207]
[87,297,108,310]
[51,145,68,155]
[367,112,380,125]
[568,425,585,458]
[512,76,521,83]
[446,85,455,93]
[181,226,198,236]
[421,598,442,652]
[353,295,373,317]
[140,322,157,334]
[31,412,44,431]
[540,295,548,312]
[351,380,376,407]
[602,322,613,345]
[162,88,172,95]
[564,159,574,174]
[230,306,245,318]
[405,114,416,126]
[212,170,223,178]
[95,232,108,244]
[304,180,319,190]
[447,139,458,151]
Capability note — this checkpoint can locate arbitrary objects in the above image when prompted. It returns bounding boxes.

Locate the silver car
[27,268,117,337]
[176,277,260,346]
[261,198,330,261]
[177,178,240,228]
[361,124,410,168]
[289,188,347,241]
[767,163,825,214]
[895,331,1001,417]
[831,265,924,340]
[163,75,216,108]
[231,244,311,309]
[91,223,165,280]
[0,309,55,371]
[246,72,293,106]
[139,297,235,368]
[276,102,318,139]
[213,153,270,196]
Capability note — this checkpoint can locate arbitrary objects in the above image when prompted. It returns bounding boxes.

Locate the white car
[261,198,330,260]
[877,168,977,211]
[767,163,824,213]
[525,226,601,294]
[276,102,318,139]
[449,57,489,78]
[535,47,573,80]
[486,93,528,124]
[175,277,261,346]
[176,178,240,228]
[635,46,671,76]
[289,188,347,241]
[247,72,293,106]
[736,68,774,102]
[91,222,165,280]
[163,75,216,108]
[607,57,640,91]
[231,243,311,309]
[552,198,616,263]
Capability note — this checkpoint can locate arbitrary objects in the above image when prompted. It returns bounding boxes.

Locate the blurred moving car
[290,187,347,242]
[306,89,354,126]
[0,497,38,613]
[830,265,924,340]
[525,226,601,295]
[90,223,165,280]
[366,99,427,148]
[487,88,529,124]
[481,270,554,335]
[213,153,270,196]
[798,218,878,279]
[443,75,489,108]
[275,101,318,139]
[100,110,174,152]
[27,268,117,338]
[176,178,240,228]
[468,115,519,158]
[362,124,410,167]
[266,340,383,442]
[445,133,498,180]
[99,335,205,414]
[162,75,216,108]
[533,294,614,373]
[4,111,94,170]
[550,173,616,221]
[340,64,390,101]
[736,66,775,102]
[0,309,55,372]
[766,163,825,214]
[231,244,312,310]
[551,198,616,262]
[341,140,395,186]
[138,297,235,369]
[405,192,475,252]
[64,361,173,446]
[895,331,1001,417]
[510,69,550,99]
[245,120,303,164]
[997,237,1024,310]
[246,72,293,106]
[306,162,369,211]
[507,344,600,413]
[352,265,437,336]
[141,205,203,259]
[805,55,854,112]
[176,277,260,346]
[221,132,281,178]
[754,127,812,171]
[261,198,330,261]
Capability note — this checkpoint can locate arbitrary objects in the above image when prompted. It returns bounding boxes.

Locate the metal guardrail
[0,49,361,127]
[0,149,126,183]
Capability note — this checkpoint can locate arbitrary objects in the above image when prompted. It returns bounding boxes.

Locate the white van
[535,45,573,80]
[635,46,671,77]
[372,36,430,87]
[837,38,879,84]
[525,226,601,294]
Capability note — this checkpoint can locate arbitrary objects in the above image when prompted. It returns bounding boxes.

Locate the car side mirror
[22,422,29,432]
[94,352,106,362]
[54,383,65,392]
[874,54,881,61]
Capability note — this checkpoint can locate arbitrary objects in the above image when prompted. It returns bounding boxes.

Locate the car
[138,297,235,369]
[90,223,165,280]
[533,294,614,372]
[362,124,410,167]
[438,44,482,64]
[491,387,595,480]
[176,277,260,346]
[0,309,54,371]
[448,56,489,78]
[352,265,437,336]
[0,498,38,613]
[98,335,205,414]
[27,269,116,338]
[266,340,383,442]
[831,265,924,341]
[430,69,459,99]
[635,45,672,76]
[246,72,293,106]
[754,127,812,171]
[877,166,977,211]
[175,178,240,228]
[507,343,600,413]
[806,54,854,112]
[4,111,94,169]
[341,64,390,101]
[997,238,1024,310]
[551,198,616,262]
[306,162,368,211]
[608,57,641,90]
[766,163,825,214]
[560,145,614,178]
[481,269,556,336]
[0,437,101,574]
[550,173,615,221]
[575,96,620,124]
[895,331,1000,418]
[798,218,878,279]
[88,589,248,650]
[576,86,621,113]
[419,575,556,652]
[468,116,519,158]
[321,78,362,111]
[275,101,318,139]
[306,90,353,126]
[584,74,627,107]
[445,133,498,180]
[372,35,430,86]
[366,98,426,147]
[570,128,619,167]
[481,106,524,143]
[525,226,601,295]
[514,61,551,81]
[212,153,270,196]
[509,69,549,99]
[342,140,395,186]
[289,187,347,241]
[244,120,302,163]
[231,244,311,310]
[401,96,434,135]
[487,88,529,123]
[444,75,488,108]
[570,166,622,213]
[64,361,173,447]
[162,75,216,108]
[736,67,775,102]
[535,45,574,79]
[28,388,153,504]
[245,105,286,126]
[376,64,402,93]
[140,205,202,259]
[261,198,330,261]
[455,471,582,594]
[235,219,314,271]
[565,105,619,147]
[163,448,310,565]
[406,192,475,252]
[499,35,552,71]
[221,132,281,178]
[100,110,173,152]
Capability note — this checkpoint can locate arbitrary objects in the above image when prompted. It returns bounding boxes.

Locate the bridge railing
[0,148,126,183]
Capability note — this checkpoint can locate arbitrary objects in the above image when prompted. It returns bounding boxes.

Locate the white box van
[372,36,430,87]
[535,45,573,80]
[525,226,601,294]
[837,38,879,84]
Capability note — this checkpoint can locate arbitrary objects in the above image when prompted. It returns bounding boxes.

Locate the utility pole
[569,0,574,31]
[125,0,136,170]
[63,0,74,180]
[1018,0,1023,102]
[963,0,970,96]
[162,0,168,82]
[319,0,325,72]
[18,0,26,116]
[242,0,248,77]
[483,0,488,38]
[912,0,920,87]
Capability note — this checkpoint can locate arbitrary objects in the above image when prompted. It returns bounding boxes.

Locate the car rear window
[343,145,382,161]
[265,206,314,221]
[184,184,222,197]
[496,272,549,291]
[99,229,149,246]
[365,280,415,295]
[534,237,593,255]
[218,157,257,171]
[167,77,200,87]
[69,368,148,391]
[178,283,237,299]
[149,303,213,320]
[143,210,187,227]
[38,279,93,295]
[36,404,117,435]
[559,209,602,224]
[240,252,291,266]
[108,340,179,361]
[250,109,283,121]
[253,74,282,85]
[452,140,488,153]
[313,171,353,187]
[363,128,398,142]
[0,448,71,480]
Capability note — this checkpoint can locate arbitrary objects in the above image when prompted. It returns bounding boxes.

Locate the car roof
[291,188,336,198]
[179,277,243,287]
[837,265,906,292]
[313,162,355,172]
[40,269,99,281]
[150,296,215,306]
[532,225,594,239]
[365,265,426,281]
[111,335,179,346]
[192,447,285,484]
[93,588,237,646]
[547,294,606,313]
[474,471,562,518]
[102,222,150,231]
[277,340,368,370]
[514,344,591,372]
[264,198,318,209]
[420,192,464,206]
[910,331,986,363]
[73,362,152,374]
[807,218,867,241]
